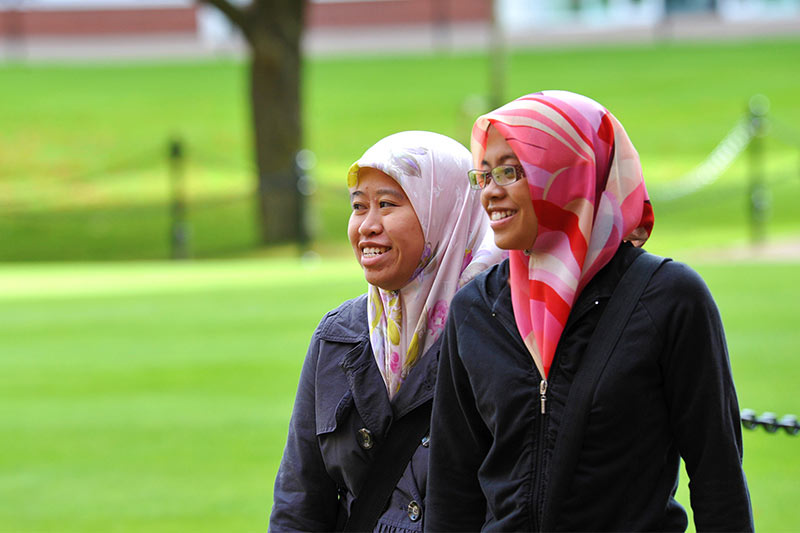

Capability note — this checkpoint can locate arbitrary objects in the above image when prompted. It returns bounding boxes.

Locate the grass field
[1,38,800,259]
[1,36,799,531]
[0,256,797,532]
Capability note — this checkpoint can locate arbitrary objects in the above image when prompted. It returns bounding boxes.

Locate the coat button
[421,435,430,448]
[357,427,373,450]
[407,500,422,522]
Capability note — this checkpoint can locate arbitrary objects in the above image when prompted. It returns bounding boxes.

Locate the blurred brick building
[0,0,796,59]
[0,0,490,40]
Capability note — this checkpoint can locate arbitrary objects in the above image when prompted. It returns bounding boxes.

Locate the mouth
[489,209,516,222]
[361,246,390,257]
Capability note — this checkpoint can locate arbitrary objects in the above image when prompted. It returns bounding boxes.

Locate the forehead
[350,167,407,198]
[483,126,518,164]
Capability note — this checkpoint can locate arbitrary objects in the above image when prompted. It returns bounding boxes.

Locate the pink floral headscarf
[471,91,654,379]
[348,131,504,398]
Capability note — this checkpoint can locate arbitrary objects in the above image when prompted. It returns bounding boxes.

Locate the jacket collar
[564,242,644,332]
[476,243,645,344]
[318,293,439,434]
[318,294,369,344]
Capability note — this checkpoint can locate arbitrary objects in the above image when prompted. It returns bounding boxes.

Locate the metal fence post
[747,95,770,245]
[169,137,190,259]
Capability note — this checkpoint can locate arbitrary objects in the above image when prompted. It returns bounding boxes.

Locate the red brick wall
[0,1,491,39]
[0,7,197,37]
[308,0,491,27]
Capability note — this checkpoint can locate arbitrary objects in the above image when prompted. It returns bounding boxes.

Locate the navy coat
[270,294,439,532]
[427,244,754,532]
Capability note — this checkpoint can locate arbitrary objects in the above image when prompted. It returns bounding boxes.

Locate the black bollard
[169,137,190,260]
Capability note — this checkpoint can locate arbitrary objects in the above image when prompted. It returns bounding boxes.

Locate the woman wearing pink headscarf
[270,131,501,531]
[426,92,753,532]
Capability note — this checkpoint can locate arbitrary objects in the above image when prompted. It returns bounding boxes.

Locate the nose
[358,206,382,236]
[481,175,506,204]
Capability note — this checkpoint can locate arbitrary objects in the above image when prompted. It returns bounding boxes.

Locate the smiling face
[347,168,425,291]
[480,126,538,250]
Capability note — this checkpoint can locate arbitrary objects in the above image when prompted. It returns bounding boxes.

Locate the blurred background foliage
[1,38,799,260]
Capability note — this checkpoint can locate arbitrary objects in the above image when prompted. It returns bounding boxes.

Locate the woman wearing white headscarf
[269,131,502,531]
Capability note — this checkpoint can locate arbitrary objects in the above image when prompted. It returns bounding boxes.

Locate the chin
[494,227,536,251]
[365,275,394,291]
[493,234,516,251]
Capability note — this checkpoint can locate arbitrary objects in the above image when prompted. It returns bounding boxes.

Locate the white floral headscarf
[348,131,504,399]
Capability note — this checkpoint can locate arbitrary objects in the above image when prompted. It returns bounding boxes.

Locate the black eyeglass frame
[467,164,526,190]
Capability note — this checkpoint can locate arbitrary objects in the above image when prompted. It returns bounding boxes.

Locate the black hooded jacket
[426,243,753,532]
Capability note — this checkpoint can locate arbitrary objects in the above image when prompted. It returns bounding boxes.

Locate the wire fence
[651,95,800,204]
[1,94,799,262]
[0,139,260,261]
[741,409,799,436]
[654,118,754,202]
[645,94,800,248]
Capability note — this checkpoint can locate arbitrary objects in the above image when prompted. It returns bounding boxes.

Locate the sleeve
[425,304,490,531]
[269,319,341,532]
[656,263,754,532]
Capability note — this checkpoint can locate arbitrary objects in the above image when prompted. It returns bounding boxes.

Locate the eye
[379,200,397,208]
[351,202,366,212]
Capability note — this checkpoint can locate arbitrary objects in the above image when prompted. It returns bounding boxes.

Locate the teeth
[491,210,515,221]
[363,247,389,256]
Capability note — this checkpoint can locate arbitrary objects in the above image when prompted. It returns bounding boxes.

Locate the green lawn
[0,259,365,532]
[0,257,797,532]
[1,38,800,259]
[1,36,799,531]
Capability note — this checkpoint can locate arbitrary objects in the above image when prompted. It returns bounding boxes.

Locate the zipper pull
[539,379,548,415]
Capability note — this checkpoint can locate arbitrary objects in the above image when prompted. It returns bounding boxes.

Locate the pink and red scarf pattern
[471,91,654,379]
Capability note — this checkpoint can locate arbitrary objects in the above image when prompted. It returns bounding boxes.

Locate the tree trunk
[200,0,306,244]
[247,1,305,244]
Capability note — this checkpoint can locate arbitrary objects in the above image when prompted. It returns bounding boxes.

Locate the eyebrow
[350,188,406,200]
[481,153,519,167]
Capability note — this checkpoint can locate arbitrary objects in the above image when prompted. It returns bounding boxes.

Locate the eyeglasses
[467,164,525,190]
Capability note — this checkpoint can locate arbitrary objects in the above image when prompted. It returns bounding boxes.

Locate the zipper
[532,299,601,529]
[539,379,548,415]
[488,283,558,528]
[533,377,548,530]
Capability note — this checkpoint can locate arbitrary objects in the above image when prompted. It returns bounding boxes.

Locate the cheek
[480,189,491,212]
[400,213,425,262]
[347,215,360,249]
[510,181,534,209]
[408,231,425,265]
[524,204,539,235]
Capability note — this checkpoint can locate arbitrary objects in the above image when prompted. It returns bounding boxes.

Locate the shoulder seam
[318,294,369,343]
